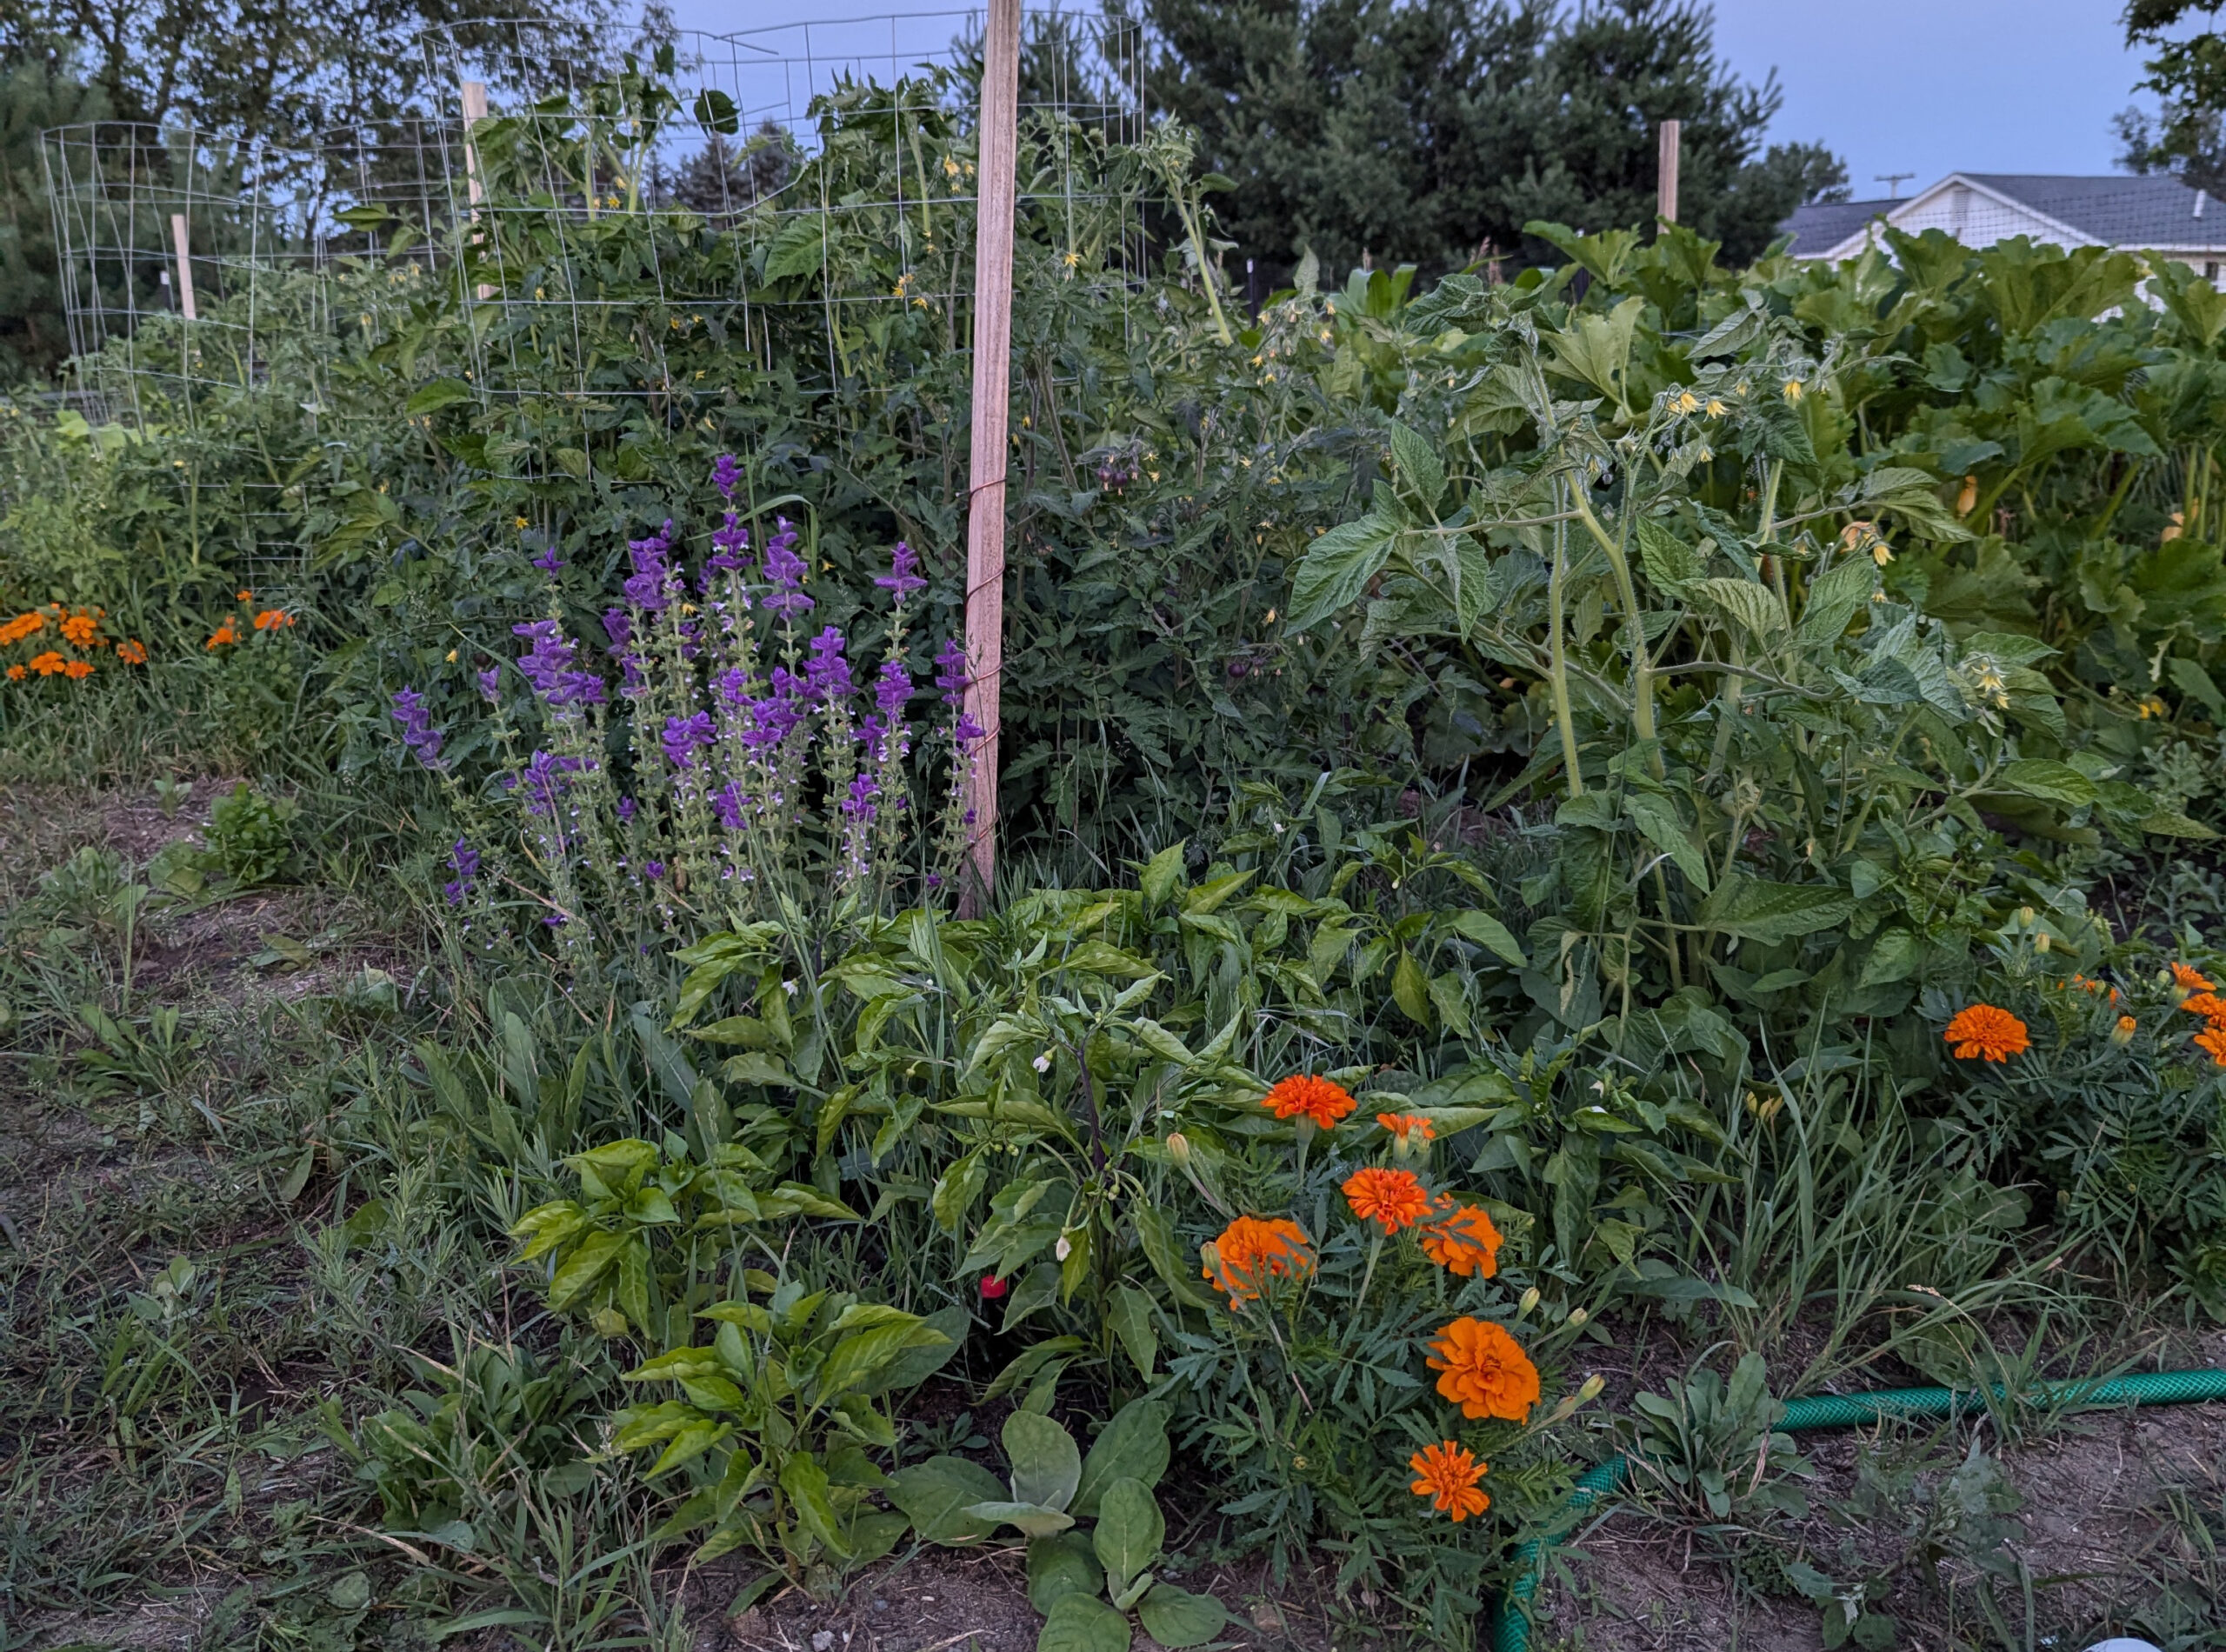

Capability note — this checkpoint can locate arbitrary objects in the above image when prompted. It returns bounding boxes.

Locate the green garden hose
[1491,1369,2226,1652]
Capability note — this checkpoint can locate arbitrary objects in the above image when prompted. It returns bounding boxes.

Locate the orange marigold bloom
[1943,1004,2029,1062]
[2171,962,2216,996]
[1409,1442,1490,1522]
[58,612,98,647]
[0,610,45,645]
[1263,1074,1357,1129]
[2112,1015,2137,1046]
[3,664,22,681]
[236,589,254,602]
[27,650,65,676]
[2182,992,2226,1022]
[1377,1112,1436,1147]
[206,620,237,649]
[116,640,147,664]
[62,659,92,679]
[1427,1316,1540,1422]
[1342,1167,1434,1234]
[2197,1026,2226,1068]
[252,609,294,630]
[1417,1198,1504,1279]
[1203,1216,1316,1301]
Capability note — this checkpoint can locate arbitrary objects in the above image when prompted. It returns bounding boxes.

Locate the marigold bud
[2017,905,2036,928]
[1565,1307,1589,1329]
[2111,1015,2136,1046]
[1167,1131,1192,1169]
[2035,932,2050,953]
[1199,1241,1222,1276]
[1518,1287,1540,1316]
[1576,1374,1606,1403]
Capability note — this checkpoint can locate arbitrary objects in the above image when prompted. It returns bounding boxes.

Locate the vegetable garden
[11,15,2226,1652]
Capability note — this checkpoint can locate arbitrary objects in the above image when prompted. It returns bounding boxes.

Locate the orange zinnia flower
[2171,962,2216,996]
[252,609,294,630]
[2197,1026,2226,1068]
[1409,1442,1490,1522]
[27,650,65,676]
[116,640,147,664]
[1943,1004,2029,1062]
[1417,1198,1503,1278]
[1203,1216,1315,1301]
[1263,1074,1357,1129]
[206,620,237,649]
[62,659,92,679]
[1378,1112,1436,1150]
[1342,1167,1434,1234]
[1426,1316,1540,1422]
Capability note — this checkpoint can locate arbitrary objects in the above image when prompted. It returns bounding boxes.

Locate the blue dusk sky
[658,0,2163,198]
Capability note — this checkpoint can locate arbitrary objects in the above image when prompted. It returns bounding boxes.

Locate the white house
[1780,173,2226,273]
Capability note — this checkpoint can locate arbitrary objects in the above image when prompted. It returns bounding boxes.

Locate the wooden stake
[169,213,197,321]
[460,79,494,299]
[960,0,1020,915]
[1657,118,1681,227]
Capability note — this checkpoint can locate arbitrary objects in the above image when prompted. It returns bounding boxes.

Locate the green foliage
[198,780,298,887]
[1623,1349,1809,1519]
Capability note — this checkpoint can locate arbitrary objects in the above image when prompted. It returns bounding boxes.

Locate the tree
[2119,1,2226,191]
[0,55,108,381]
[0,0,621,139]
[1141,0,1846,283]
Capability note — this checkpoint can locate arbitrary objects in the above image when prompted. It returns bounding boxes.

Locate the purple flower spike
[875,657,912,717]
[661,711,716,769]
[713,781,749,830]
[712,452,741,501]
[618,795,637,823]
[842,771,881,823]
[709,511,750,572]
[518,749,583,815]
[955,710,987,743]
[643,860,666,880]
[531,544,565,574]
[807,627,854,701]
[624,522,676,611]
[390,686,445,769]
[935,637,969,705]
[761,517,814,615]
[444,837,480,904]
[874,540,928,598]
[477,667,501,702]
[603,608,631,648]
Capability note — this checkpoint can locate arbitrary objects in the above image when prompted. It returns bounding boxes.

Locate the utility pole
[961,0,1020,916]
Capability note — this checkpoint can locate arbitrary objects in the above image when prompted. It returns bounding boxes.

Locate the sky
[657,0,2162,200]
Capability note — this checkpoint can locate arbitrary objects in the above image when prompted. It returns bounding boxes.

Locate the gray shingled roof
[1961,173,2223,246]
[1778,197,1893,254]
[1776,174,2226,256]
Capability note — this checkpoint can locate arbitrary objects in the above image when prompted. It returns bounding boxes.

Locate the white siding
[1889,183,2068,250]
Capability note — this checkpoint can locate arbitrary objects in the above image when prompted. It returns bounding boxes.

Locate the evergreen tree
[0,54,107,382]
[1142,0,1846,283]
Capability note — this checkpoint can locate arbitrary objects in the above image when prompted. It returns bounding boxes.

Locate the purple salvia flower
[841,771,880,823]
[531,544,565,574]
[935,637,969,705]
[716,667,752,708]
[661,711,716,769]
[390,687,445,768]
[955,710,987,744]
[713,781,749,831]
[761,517,813,616]
[643,860,666,880]
[708,511,749,572]
[602,608,631,648]
[712,452,741,501]
[623,522,676,610]
[477,667,501,702]
[517,749,583,816]
[618,795,637,823]
[806,627,853,701]
[444,837,480,905]
[875,657,912,718]
[874,540,928,598]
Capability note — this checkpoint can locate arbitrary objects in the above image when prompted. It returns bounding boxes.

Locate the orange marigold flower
[116,640,147,664]
[2112,1015,2137,1046]
[1378,1111,1436,1148]
[1342,1167,1434,1234]
[1427,1316,1541,1422]
[1263,1074,1357,1129]
[27,650,65,676]
[2182,992,2226,1022]
[1203,1216,1315,1301]
[1417,1198,1504,1279]
[0,610,45,645]
[58,612,99,647]
[252,608,294,630]
[2172,962,2216,996]
[62,659,92,679]
[1943,1004,2029,1062]
[236,589,254,601]
[3,664,22,681]
[206,620,237,649]
[1409,1441,1490,1522]
[2197,1026,2226,1068]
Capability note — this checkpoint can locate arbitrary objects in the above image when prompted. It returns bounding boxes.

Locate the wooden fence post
[1657,118,1681,227]
[169,214,197,321]
[460,79,494,299]
[961,0,1021,915]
